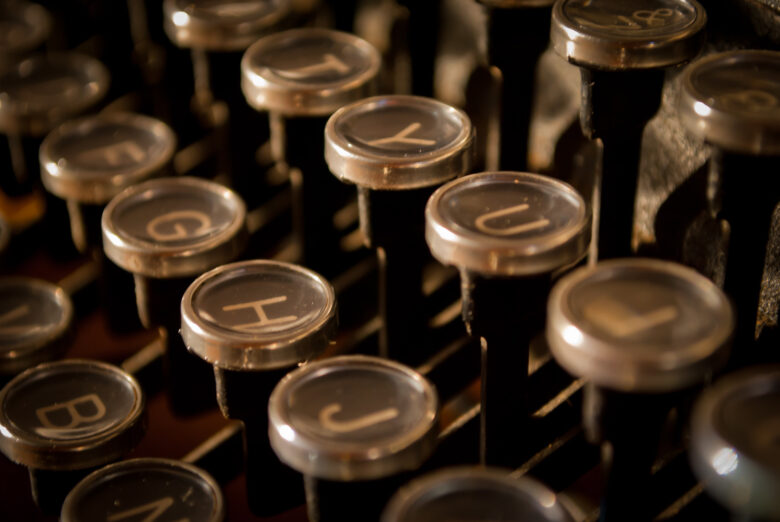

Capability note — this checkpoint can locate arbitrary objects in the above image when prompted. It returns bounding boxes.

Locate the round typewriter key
[0,52,109,195]
[382,467,574,522]
[0,1,51,68]
[690,367,780,521]
[475,0,555,171]
[103,176,247,415]
[426,171,590,466]
[182,259,336,515]
[327,95,474,361]
[41,112,176,251]
[551,0,706,259]
[242,28,380,272]
[547,258,733,521]
[0,53,110,137]
[61,458,224,522]
[679,50,780,357]
[0,359,146,514]
[164,0,291,52]
[0,278,73,379]
[269,355,439,522]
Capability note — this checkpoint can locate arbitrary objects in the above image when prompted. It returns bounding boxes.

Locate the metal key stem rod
[580,68,665,259]
[461,271,549,466]
[484,3,552,171]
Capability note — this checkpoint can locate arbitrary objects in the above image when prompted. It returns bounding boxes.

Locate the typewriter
[0,0,779,521]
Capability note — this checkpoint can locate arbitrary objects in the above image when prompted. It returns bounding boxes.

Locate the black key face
[426,172,588,275]
[0,53,108,121]
[182,260,337,370]
[560,0,697,38]
[250,33,372,85]
[114,192,233,246]
[63,459,223,522]
[45,117,173,174]
[41,114,176,203]
[547,259,732,392]
[326,96,474,190]
[383,469,574,522]
[242,28,379,115]
[0,278,71,354]
[335,102,464,157]
[0,360,144,469]
[5,368,135,441]
[0,1,51,55]
[269,356,438,479]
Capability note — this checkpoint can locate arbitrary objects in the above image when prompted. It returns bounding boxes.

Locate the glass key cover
[102,177,247,278]
[426,171,590,276]
[0,359,146,470]
[242,28,380,116]
[62,458,224,522]
[0,277,73,375]
[546,258,733,392]
[551,0,706,69]
[181,260,337,371]
[326,95,474,190]
[269,355,438,481]
[679,50,780,155]
[40,112,176,204]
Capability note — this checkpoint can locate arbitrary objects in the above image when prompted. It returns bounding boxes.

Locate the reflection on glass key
[61,458,225,522]
[0,277,73,378]
[690,366,780,521]
[0,1,51,68]
[0,359,146,514]
[546,258,733,522]
[382,467,575,522]
[269,355,438,522]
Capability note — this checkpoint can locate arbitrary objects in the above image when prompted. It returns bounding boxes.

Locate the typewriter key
[382,467,574,522]
[61,458,225,522]
[551,0,706,259]
[0,52,109,193]
[690,366,780,521]
[426,171,590,466]
[102,176,247,414]
[476,0,555,171]
[679,50,780,359]
[242,28,380,273]
[163,0,291,196]
[40,112,176,252]
[547,258,733,522]
[326,95,474,362]
[164,0,291,52]
[0,277,73,381]
[181,259,337,515]
[269,355,439,522]
[0,359,146,514]
[0,1,51,69]
[425,172,590,466]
